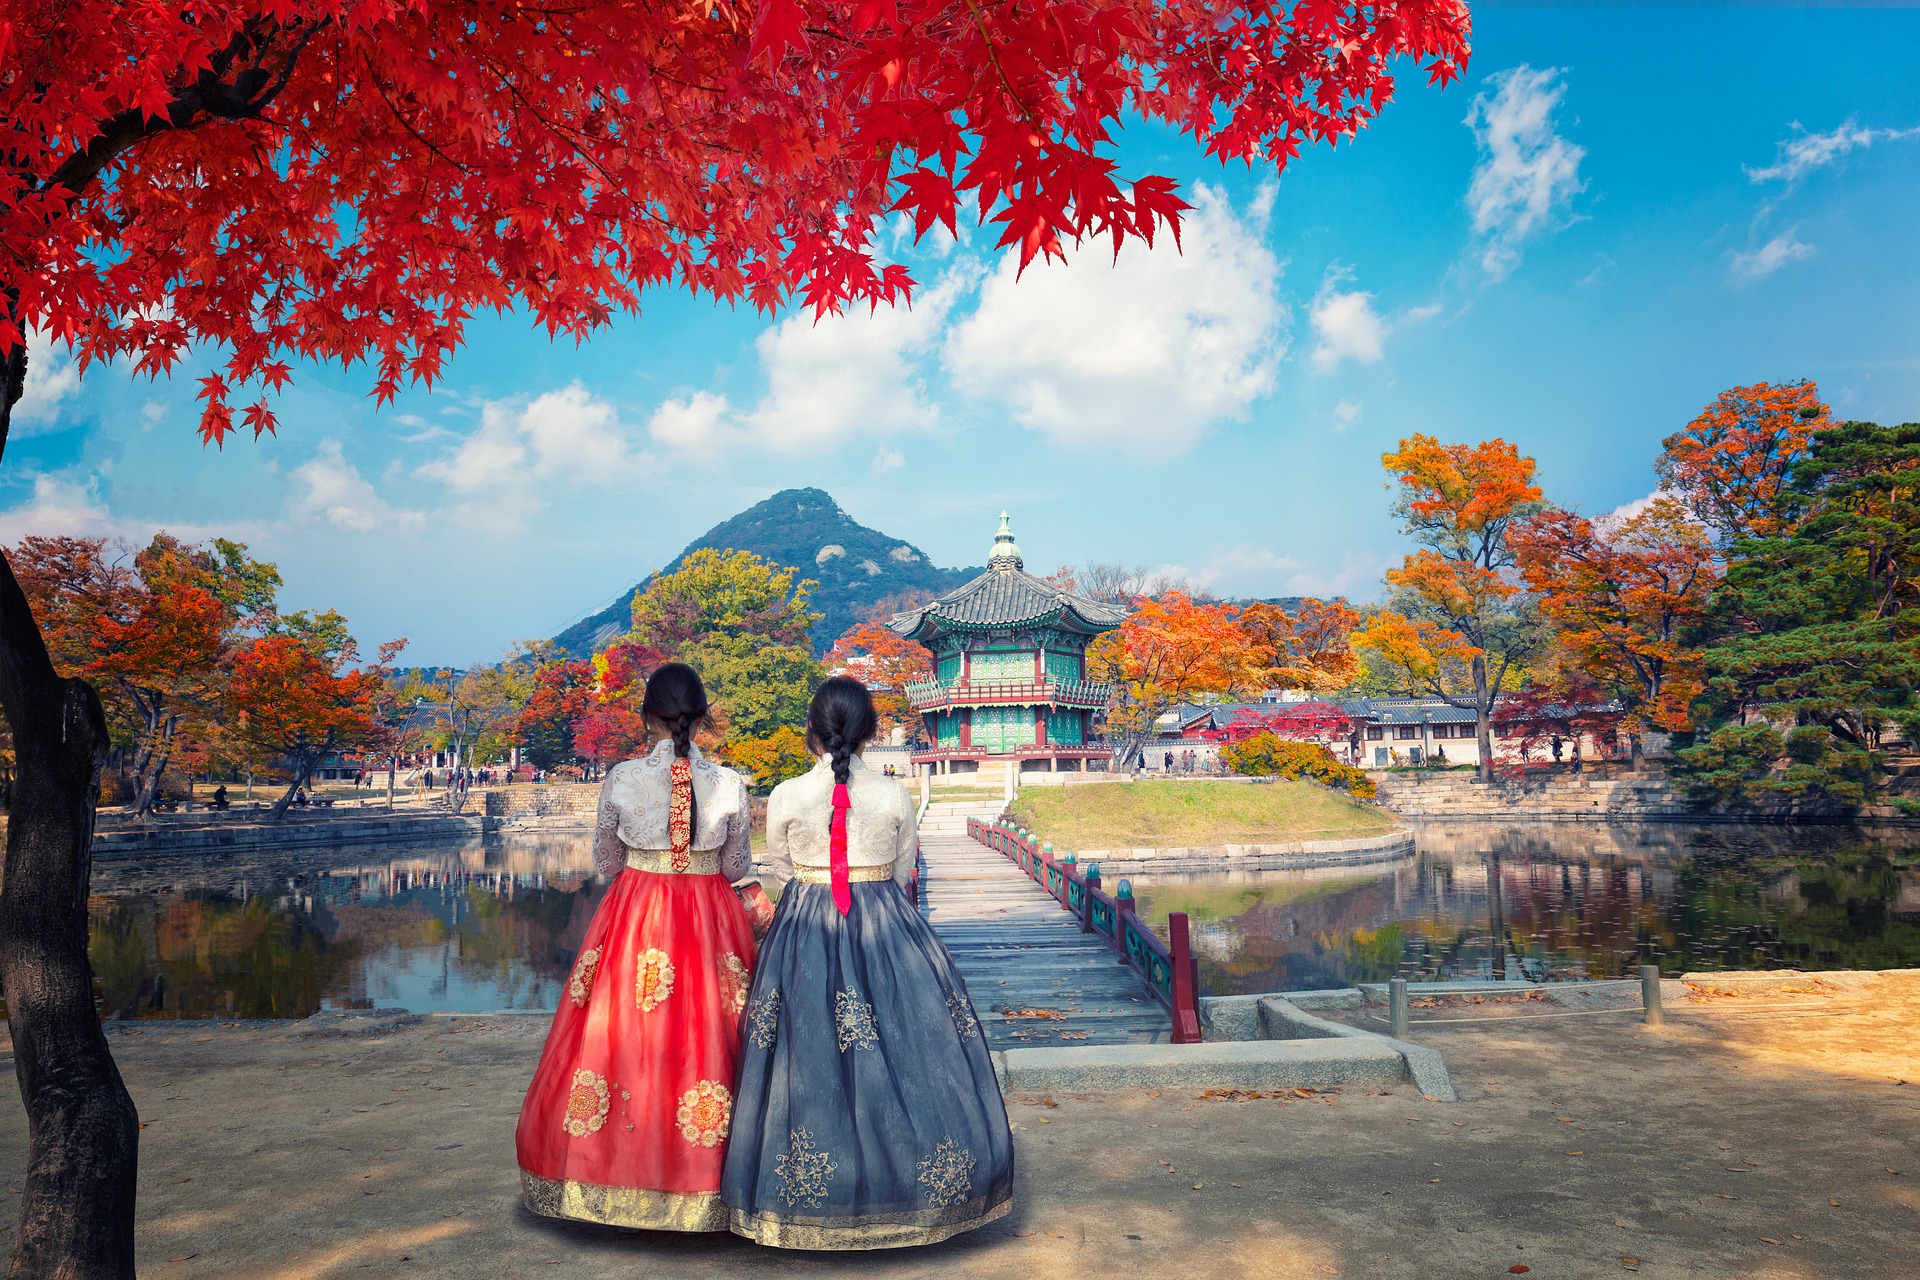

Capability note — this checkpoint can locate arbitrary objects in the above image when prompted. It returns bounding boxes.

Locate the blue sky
[7,7,1918,666]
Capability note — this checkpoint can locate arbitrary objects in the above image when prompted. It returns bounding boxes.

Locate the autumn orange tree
[1088,592,1261,767]
[1655,380,1832,545]
[1352,436,1547,778]
[225,627,403,820]
[828,618,934,737]
[11,535,279,814]
[1511,498,1719,738]
[1238,598,1360,692]
[0,0,1470,1267]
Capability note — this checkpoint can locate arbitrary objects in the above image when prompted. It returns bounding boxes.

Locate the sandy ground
[2,974,1916,1280]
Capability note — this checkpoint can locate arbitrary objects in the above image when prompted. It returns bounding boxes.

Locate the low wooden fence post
[1082,865,1098,934]
[1168,911,1202,1044]
[1115,881,1136,965]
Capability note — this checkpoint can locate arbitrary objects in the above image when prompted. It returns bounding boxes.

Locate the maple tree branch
[41,19,328,202]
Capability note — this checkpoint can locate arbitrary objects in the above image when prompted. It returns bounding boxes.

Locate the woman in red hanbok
[515,663,757,1231]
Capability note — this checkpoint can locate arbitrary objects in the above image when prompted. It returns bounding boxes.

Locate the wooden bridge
[917,799,1200,1050]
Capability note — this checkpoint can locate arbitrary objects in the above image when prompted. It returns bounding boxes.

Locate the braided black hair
[807,676,878,786]
[642,663,713,823]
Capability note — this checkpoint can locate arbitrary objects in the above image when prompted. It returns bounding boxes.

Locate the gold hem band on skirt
[726,1190,1011,1250]
[520,1170,729,1232]
[787,862,896,884]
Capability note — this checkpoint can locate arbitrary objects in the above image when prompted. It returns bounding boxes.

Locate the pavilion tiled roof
[887,513,1126,639]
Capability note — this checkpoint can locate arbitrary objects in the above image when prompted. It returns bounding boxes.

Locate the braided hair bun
[642,662,714,828]
[807,676,878,786]
[642,663,712,759]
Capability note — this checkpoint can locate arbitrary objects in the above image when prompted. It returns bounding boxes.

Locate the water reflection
[1127,823,1920,996]
[87,823,1920,1017]
[89,835,606,1020]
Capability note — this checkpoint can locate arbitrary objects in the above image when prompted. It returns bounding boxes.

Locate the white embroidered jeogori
[591,741,753,881]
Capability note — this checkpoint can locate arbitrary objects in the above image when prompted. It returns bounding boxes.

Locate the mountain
[550,488,982,657]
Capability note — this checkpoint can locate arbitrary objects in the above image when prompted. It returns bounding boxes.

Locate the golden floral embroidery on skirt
[774,1128,836,1207]
[675,1080,733,1148]
[947,991,979,1040]
[834,988,878,1052]
[719,953,751,1015]
[562,1068,611,1138]
[746,988,781,1050]
[567,947,602,1008]
[916,1137,977,1209]
[635,948,675,1012]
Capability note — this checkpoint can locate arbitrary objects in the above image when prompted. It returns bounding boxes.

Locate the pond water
[1127,823,1920,996]
[84,822,1920,1018]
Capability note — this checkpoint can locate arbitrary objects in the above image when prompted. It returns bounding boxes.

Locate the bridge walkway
[917,799,1167,1050]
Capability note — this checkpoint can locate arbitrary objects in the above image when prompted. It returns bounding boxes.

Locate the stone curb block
[1258,997,1458,1103]
[993,1038,1408,1094]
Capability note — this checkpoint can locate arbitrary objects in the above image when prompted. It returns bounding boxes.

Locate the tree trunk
[0,544,140,1279]
[1472,653,1494,782]
[269,755,319,821]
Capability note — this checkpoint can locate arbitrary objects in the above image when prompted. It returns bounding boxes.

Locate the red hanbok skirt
[516,856,756,1231]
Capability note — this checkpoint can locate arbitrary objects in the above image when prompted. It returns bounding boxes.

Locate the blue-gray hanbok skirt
[721,877,1013,1249]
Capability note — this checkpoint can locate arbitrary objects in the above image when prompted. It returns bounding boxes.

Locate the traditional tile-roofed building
[890,514,1124,775]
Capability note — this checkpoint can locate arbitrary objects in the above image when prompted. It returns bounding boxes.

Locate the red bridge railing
[966,816,1201,1044]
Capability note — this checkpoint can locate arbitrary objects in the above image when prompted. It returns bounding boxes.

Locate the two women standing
[514,667,1013,1249]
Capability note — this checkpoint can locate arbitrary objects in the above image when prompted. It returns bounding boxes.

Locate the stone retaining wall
[1071,828,1415,874]
[1373,768,1699,822]
[92,812,486,859]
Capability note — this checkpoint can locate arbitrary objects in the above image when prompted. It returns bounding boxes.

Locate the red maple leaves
[0,0,1470,443]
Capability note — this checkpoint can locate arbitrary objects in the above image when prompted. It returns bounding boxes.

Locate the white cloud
[943,184,1284,459]
[1731,231,1814,280]
[650,283,956,457]
[12,331,82,432]
[872,444,905,474]
[1332,399,1363,433]
[1403,303,1443,323]
[0,473,252,546]
[1184,545,1388,601]
[1746,119,1920,185]
[294,439,425,532]
[1310,269,1387,371]
[647,390,732,452]
[1465,65,1587,280]
[423,383,651,490]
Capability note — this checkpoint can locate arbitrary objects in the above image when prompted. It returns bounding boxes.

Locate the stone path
[917,799,1168,1048]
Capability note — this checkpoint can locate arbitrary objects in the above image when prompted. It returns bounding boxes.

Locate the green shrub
[1674,722,1880,810]
[1220,733,1377,801]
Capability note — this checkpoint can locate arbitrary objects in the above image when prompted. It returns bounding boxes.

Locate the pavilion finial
[988,511,1023,571]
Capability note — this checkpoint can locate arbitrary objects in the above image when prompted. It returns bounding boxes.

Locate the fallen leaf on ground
[1621,1257,1640,1267]
[1761,1237,1781,1245]
[1192,1183,1203,1190]
[167,1256,197,1264]
[1565,1151,1584,1156]
[1830,1198,1841,1206]
[1509,1267,1531,1274]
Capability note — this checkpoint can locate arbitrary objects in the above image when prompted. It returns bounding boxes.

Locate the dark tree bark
[0,347,141,1278]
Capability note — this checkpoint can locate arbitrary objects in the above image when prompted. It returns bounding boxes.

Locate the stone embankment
[1066,828,1415,874]
[1374,767,1699,822]
[92,807,486,859]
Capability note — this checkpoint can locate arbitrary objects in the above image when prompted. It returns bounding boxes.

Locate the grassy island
[1006,779,1400,850]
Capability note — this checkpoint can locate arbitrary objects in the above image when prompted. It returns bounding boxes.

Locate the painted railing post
[1081,863,1099,933]
[1114,880,1136,965]
[1168,911,1202,1044]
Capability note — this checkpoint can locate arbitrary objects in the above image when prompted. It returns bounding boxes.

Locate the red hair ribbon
[829,781,852,916]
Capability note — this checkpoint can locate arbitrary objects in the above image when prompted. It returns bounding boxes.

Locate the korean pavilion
[888,514,1125,775]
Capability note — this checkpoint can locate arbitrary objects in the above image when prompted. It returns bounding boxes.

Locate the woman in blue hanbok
[722,676,1013,1249]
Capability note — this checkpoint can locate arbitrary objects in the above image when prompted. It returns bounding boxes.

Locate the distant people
[211,785,229,811]
[1572,740,1583,773]
[424,769,435,790]
[1164,750,1174,772]
[1434,745,1447,766]
[1551,736,1564,763]
[293,788,309,807]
